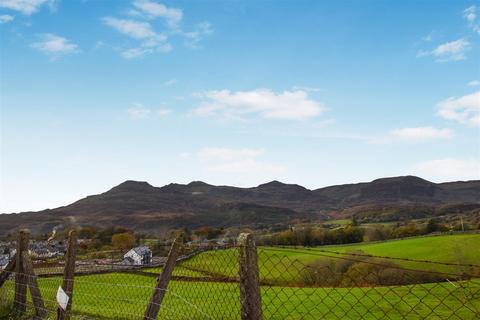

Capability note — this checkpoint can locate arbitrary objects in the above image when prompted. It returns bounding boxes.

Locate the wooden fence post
[238,233,262,320]
[57,230,77,320]
[22,251,47,318]
[144,236,182,320]
[14,229,29,313]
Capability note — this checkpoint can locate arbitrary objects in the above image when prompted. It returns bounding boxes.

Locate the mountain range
[1,176,479,235]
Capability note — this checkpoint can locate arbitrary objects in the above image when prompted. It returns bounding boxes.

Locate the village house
[123,246,152,266]
[28,240,65,259]
[0,254,9,270]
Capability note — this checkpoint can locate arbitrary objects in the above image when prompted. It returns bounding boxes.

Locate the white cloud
[103,2,211,57]
[369,126,453,144]
[464,5,480,34]
[181,22,213,48]
[127,104,152,119]
[127,103,171,119]
[0,0,54,15]
[417,39,471,62]
[121,47,153,59]
[163,79,177,86]
[437,91,480,126]
[468,80,480,87]
[390,126,453,141]
[102,17,156,39]
[421,31,435,42]
[464,6,477,23]
[411,158,480,182]
[132,0,182,27]
[192,147,286,177]
[193,89,325,121]
[30,33,78,58]
[0,14,14,23]
[102,17,171,59]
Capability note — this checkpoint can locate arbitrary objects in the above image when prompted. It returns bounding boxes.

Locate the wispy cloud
[102,16,171,58]
[102,1,212,59]
[417,39,471,62]
[127,103,171,119]
[193,89,326,121]
[437,91,480,126]
[390,127,453,141]
[370,126,453,144]
[410,158,480,182]
[181,22,213,48]
[0,0,55,15]
[163,79,177,86]
[467,80,480,87]
[0,14,14,23]
[421,31,435,42]
[463,5,480,34]
[102,17,157,39]
[30,33,78,59]
[186,147,286,178]
[132,0,182,28]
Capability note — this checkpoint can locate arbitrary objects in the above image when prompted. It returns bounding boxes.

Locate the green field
[1,274,479,319]
[165,234,480,283]
[1,234,479,319]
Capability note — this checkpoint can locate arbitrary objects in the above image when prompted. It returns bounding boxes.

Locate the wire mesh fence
[1,233,479,319]
[256,247,480,319]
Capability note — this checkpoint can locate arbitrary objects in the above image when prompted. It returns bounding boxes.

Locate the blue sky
[0,0,479,213]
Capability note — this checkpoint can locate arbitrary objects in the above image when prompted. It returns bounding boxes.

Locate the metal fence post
[238,233,263,320]
[57,230,77,320]
[14,229,29,313]
[144,236,182,320]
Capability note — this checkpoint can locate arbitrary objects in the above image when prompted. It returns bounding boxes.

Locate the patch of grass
[323,219,352,226]
[1,274,478,319]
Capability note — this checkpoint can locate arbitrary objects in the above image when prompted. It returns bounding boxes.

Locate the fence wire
[0,242,479,319]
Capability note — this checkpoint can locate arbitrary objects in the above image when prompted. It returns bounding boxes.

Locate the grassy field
[1,273,479,319]
[162,234,480,283]
[1,234,479,319]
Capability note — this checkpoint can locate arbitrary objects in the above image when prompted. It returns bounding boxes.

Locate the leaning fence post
[238,233,263,320]
[144,236,182,320]
[22,251,47,318]
[57,230,77,320]
[14,229,29,313]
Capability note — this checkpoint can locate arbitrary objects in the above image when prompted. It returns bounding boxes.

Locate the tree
[112,233,135,251]
[351,216,359,226]
[425,219,439,234]
[78,226,97,239]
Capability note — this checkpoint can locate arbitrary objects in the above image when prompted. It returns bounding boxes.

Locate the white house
[0,254,9,270]
[123,246,152,266]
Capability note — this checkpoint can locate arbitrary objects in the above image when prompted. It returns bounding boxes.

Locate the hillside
[0,176,479,234]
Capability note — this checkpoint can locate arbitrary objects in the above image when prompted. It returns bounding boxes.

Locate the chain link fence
[1,233,479,319]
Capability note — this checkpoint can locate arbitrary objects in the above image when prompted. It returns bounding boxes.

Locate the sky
[0,0,479,213]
